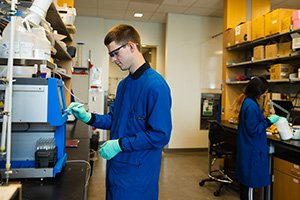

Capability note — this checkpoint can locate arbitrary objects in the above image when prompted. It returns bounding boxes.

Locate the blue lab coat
[89,63,172,200]
[236,97,270,188]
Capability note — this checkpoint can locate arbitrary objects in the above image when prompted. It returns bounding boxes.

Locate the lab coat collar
[247,96,259,106]
[131,62,150,80]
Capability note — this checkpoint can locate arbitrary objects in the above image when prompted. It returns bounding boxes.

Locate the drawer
[274,157,300,178]
[273,170,300,200]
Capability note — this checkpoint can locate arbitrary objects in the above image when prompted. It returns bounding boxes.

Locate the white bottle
[0,16,35,59]
[32,26,51,60]
[275,117,293,140]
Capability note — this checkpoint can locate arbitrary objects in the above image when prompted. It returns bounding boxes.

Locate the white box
[58,6,76,25]
[291,32,300,50]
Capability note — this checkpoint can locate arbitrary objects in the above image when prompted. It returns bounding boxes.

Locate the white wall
[74,17,108,90]
[108,62,128,96]
[165,13,223,148]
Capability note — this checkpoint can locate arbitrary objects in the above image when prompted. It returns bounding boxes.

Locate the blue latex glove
[268,114,280,124]
[99,139,122,160]
[67,102,91,123]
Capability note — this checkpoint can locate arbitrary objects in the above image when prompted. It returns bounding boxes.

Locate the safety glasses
[108,43,127,57]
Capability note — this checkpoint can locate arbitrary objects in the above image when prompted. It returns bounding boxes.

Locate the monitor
[272,100,294,118]
[57,86,64,114]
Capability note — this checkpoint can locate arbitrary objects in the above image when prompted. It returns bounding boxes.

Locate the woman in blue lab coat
[232,76,280,200]
[67,24,172,200]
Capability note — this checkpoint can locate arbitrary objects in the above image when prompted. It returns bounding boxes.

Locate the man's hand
[67,102,91,123]
[99,139,122,160]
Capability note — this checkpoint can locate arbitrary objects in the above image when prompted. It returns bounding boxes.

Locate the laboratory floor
[87,151,239,200]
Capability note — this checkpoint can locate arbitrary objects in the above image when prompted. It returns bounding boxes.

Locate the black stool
[199,120,235,196]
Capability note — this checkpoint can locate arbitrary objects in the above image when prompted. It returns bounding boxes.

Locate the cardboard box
[293,19,300,30]
[252,0,270,20]
[281,16,293,33]
[223,28,235,47]
[265,9,294,36]
[278,41,292,57]
[292,10,300,20]
[235,21,252,44]
[57,0,74,7]
[270,64,293,80]
[252,15,265,40]
[265,43,278,58]
[253,45,265,60]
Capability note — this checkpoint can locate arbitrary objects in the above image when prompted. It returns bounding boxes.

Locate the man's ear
[128,42,136,52]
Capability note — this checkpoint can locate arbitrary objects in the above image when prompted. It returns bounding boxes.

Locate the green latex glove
[268,114,280,124]
[99,139,122,160]
[67,102,91,123]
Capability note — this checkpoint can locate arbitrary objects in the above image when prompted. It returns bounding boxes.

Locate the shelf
[18,2,72,43]
[227,60,252,67]
[226,80,249,85]
[223,20,300,121]
[73,67,89,70]
[268,79,289,83]
[227,29,300,51]
[55,71,71,79]
[16,2,72,60]
[290,78,300,82]
[0,58,56,70]
[66,25,77,34]
[227,52,300,68]
[46,3,72,43]
[53,41,72,60]
[226,79,297,85]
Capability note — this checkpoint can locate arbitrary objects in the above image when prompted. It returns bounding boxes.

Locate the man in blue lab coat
[68,24,172,200]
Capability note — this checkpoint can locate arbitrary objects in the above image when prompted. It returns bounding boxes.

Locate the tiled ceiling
[74,0,300,23]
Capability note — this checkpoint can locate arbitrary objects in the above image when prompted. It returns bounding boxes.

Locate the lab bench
[221,120,300,200]
[10,120,90,200]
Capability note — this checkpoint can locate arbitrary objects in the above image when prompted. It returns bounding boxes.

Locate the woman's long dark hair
[244,76,269,99]
[230,76,269,123]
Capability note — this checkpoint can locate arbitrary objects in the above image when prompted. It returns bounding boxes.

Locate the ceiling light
[134,13,143,18]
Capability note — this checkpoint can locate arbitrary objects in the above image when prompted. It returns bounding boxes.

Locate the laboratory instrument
[0,78,68,178]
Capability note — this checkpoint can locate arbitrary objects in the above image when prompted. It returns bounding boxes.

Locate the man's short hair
[104,24,141,52]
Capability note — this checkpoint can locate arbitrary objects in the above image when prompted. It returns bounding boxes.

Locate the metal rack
[0,0,18,183]
[0,0,72,182]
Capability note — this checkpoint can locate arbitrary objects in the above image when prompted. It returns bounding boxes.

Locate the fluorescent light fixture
[134,13,143,18]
